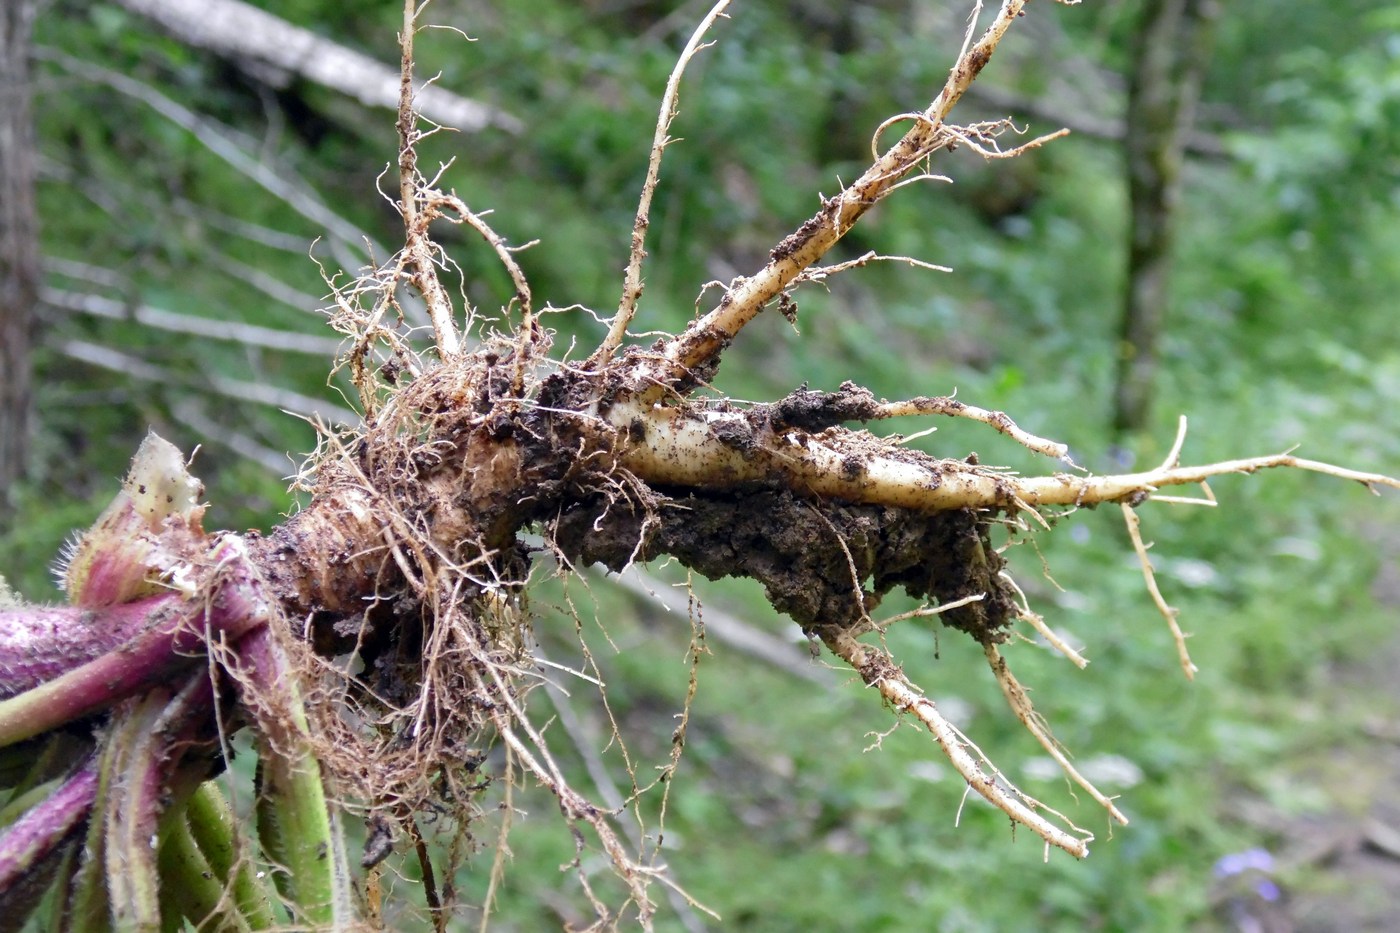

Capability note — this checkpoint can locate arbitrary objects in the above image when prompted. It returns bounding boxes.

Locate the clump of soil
[551,484,1018,644]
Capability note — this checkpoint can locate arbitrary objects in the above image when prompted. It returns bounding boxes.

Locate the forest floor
[1219,522,1400,933]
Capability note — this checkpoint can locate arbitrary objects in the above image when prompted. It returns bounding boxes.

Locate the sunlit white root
[822,629,1093,859]
[983,643,1128,826]
[611,397,1400,513]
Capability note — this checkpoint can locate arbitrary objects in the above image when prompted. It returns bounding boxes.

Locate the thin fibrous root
[1000,572,1089,669]
[593,0,733,367]
[943,120,1071,160]
[1145,418,1216,506]
[1158,415,1190,472]
[427,193,535,325]
[479,651,667,927]
[875,593,985,632]
[873,397,1072,462]
[1018,609,1088,668]
[396,0,460,358]
[792,251,952,286]
[1121,502,1196,679]
[822,628,1092,858]
[984,643,1128,826]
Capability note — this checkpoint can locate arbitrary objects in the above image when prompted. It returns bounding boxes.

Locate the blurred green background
[5,1,1400,929]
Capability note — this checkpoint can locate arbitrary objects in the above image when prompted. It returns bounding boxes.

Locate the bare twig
[113,0,523,134]
[35,48,375,255]
[42,288,341,357]
[58,339,357,425]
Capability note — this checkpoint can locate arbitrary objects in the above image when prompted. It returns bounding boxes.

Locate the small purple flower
[1214,848,1282,903]
[1213,847,1275,879]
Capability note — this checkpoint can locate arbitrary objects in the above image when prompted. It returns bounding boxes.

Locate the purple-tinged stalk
[105,673,220,931]
[59,432,206,608]
[0,596,175,700]
[0,535,273,748]
[0,760,98,896]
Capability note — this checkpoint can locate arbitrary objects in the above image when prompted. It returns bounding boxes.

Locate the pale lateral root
[823,629,1093,858]
[593,0,732,367]
[607,397,1400,513]
[396,0,460,359]
[641,0,1040,391]
[1121,502,1197,679]
[601,396,1396,850]
[984,643,1128,825]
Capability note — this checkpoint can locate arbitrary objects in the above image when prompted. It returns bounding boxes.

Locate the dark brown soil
[551,485,1018,644]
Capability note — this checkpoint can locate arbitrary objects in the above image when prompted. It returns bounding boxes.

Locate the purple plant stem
[105,672,219,930]
[0,760,98,895]
[0,595,175,699]
[0,536,275,748]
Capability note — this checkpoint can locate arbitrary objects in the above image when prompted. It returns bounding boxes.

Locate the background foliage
[6,1,1400,929]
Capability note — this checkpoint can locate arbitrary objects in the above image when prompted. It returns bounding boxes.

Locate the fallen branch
[113,0,523,134]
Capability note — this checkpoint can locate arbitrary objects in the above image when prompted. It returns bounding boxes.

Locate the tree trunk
[1111,0,1218,437]
[0,0,40,508]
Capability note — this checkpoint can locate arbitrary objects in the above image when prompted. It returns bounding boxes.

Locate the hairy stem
[0,760,96,898]
[184,781,278,930]
[238,628,352,929]
[157,812,253,933]
[0,536,273,749]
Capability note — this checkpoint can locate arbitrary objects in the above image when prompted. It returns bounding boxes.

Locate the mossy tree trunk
[1112,0,1219,437]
